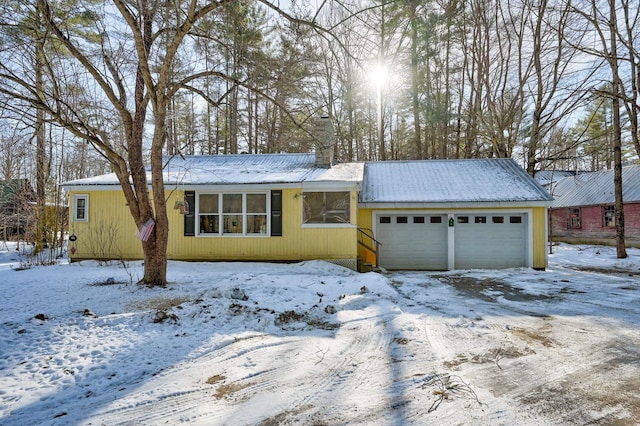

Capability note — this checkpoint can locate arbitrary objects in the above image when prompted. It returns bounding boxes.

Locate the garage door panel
[455,214,526,269]
[377,214,447,270]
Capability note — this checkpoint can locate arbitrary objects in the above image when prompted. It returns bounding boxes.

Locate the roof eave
[358,200,552,209]
[62,181,362,192]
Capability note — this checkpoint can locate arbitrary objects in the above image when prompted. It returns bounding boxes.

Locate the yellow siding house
[63,153,363,270]
[62,150,552,271]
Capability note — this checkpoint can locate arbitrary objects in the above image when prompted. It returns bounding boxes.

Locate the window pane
[76,199,85,219]
[247,194,266,213]
[604,206,615,227]
[199,194,218,213]
[303,192,350,224]
[475,216,486,224]
[397,216,408,224]
[247,215,267,234]
[570,208,581,228]
[200,215,219,233]
[430,216,442,224]
[223,215,243,233]
[510,216,522,224]
[223,194,242,213]
[327,192,350,223]
[380,216,391,224]
[303,192,323,223]
[413,216,425,224]
[74,196,87,221]
[457,216,469,224]
[492,216,504,224]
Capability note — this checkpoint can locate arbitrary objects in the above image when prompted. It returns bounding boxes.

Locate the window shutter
[271,190,282,236]
[184,191,196,236]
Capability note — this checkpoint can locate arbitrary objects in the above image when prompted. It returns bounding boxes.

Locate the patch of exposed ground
[519,372,640,425]
[214,381,254,400]
[567,266,640,277]
[444,346,535,370]
[126,296,191,311]
[434,275,553,303]
[206,374,226,385]
[509,326,554,347]
[256,405,317,426]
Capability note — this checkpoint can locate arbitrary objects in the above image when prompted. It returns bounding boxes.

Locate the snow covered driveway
[1,243,639,425]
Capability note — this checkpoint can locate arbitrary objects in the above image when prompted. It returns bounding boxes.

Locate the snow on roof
[360,158,552,203]
[61,154,364,188]
[550,164,640,208]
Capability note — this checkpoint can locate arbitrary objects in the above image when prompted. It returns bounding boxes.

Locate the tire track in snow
[84,334,293,424]
[225,313,396,423]
[83,315,395,426]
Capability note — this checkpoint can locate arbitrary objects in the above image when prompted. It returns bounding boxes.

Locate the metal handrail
[357,227,381,267]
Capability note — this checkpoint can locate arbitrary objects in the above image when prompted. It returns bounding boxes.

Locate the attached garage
[358,159,553,270]
[372,210,529,270]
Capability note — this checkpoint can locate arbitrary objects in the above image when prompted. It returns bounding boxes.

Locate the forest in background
[2,1,639,182]
[0,0,638,279]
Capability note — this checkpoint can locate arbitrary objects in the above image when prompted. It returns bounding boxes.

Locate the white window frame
[73,194,89,222]
[196,191,270,237]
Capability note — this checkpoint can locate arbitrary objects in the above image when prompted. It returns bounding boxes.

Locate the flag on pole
[137,218,155,241]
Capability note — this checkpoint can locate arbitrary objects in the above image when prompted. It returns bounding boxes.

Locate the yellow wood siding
[68,189,358,263]
[358,208,373,231]
[169,189,357,261]
[531,206,548,269]
[68,190,141,260]
[356,208,374,261]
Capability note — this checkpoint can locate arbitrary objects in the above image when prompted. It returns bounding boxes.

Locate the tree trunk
[621,0,640,158]
[35,16,47,252]
[527,1,545,176]
[128,0,167,286]
[409,1,422,160]
[607,0,627,259]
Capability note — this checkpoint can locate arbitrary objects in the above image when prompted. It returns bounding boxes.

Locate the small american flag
[137,218,155,241]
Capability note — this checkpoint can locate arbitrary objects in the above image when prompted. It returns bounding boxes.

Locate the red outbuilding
[548,165,640,247]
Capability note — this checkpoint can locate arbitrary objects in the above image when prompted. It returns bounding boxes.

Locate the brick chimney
[314,116,334,168]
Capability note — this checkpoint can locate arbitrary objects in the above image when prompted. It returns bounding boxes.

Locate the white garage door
[454,213,527,269]
[376,214,448,270]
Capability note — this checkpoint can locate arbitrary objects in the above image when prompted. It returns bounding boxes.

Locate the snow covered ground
[1,242,639,425]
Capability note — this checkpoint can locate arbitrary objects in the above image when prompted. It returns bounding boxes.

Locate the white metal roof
[360,158,552,204]
[61,154,364,190]
[533,170,577,187]
[61,155,555,205]
[550,164,640,208]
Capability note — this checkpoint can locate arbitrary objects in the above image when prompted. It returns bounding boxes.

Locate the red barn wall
[550,203,640,247]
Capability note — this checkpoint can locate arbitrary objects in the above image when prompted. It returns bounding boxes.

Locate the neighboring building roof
[550,164,640,208]
[533,170,578,187]
[61,154,364,190]
[360,158,552,204]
